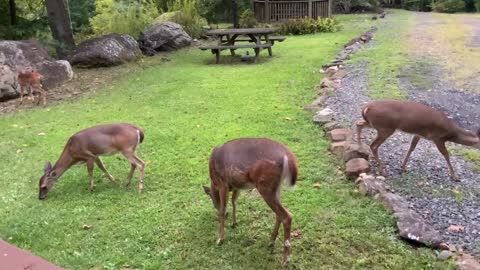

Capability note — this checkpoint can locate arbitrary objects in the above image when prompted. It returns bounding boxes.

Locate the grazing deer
[356,100,480,181]
[39,123,145,200]
[17,70,47,105]
[203,138,298,265]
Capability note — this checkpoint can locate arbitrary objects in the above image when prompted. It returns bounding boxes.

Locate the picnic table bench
[199,28,286,63]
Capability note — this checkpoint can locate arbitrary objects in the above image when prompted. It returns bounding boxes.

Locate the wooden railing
[254,0,331,23]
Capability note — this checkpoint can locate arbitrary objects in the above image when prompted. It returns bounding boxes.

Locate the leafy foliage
[90,0,159,38]
[279,17,341,35]
[164,0,208,38]
[402,0,432,11]
[239,9,257,28]
[334,0,380,13]
[432,0,465,12]
[69,0,96,34]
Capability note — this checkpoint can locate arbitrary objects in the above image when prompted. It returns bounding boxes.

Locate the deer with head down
[17,70,47,105]
[39,123,145,200]
[203,138,298,266]
[356,100,480,181]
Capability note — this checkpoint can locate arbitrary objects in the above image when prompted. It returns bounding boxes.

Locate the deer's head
[203,185,220,213]
[38,162,58,200]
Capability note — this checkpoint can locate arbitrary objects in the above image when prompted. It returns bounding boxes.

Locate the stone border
[308,26,480,268]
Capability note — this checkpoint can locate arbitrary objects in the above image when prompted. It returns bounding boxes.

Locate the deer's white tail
[281,155,294,189]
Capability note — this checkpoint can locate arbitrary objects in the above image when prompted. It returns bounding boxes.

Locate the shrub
[279,17,341,35]
[90,0,159,38]
[166,0,208,38]
[432,0,465,12]
[475,0,480,10]
[402,0,432,11]
[334,0,380,13]
[239,9,257,28]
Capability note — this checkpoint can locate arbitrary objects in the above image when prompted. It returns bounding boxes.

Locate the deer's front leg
[217,186,229,245]
[231,190,239,228]
[86,159,95,191]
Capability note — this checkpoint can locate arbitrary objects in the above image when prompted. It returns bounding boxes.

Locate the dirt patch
[0,55,171,115]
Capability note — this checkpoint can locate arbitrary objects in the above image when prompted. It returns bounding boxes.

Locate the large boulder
[0,40,74,101]
[70,34,141,67]
[138,22,192,55]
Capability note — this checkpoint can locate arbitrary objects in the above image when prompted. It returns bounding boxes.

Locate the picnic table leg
[229,34,239,56]
[213,49,220,64]
[265,34,273,57]
[254,48,260,63]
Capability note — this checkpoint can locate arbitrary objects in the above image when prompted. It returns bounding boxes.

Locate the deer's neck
[52,150,76,179]
[450,126,480,147]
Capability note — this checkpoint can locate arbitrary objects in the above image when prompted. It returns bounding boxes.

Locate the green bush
[402,0,432,11]
[279,17,341,35]
[476,0,480,10]
[239,9,257,28]
[90,0,159,38]
[432,0,465,12]
[166,0,208,38]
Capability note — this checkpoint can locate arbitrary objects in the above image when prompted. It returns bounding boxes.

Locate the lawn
[0,14,453,269]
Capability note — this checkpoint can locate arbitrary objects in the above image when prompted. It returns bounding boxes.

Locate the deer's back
[67,123,142,158]
[363,100,456,138]
[210,138,294,182]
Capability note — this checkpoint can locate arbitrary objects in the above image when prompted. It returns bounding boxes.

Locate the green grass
[351,10,412,100]
[0,15,454,269]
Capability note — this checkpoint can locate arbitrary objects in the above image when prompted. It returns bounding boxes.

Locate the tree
[9,0,16,25]
[232,0,239,28]
[44,0,75,58]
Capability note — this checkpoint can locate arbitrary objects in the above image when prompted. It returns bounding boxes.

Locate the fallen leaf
[284,117,292,121]
[38,132,46,136]
[16,149,23,154]
[312,183,321,188]
[448,225,464,232]
[82,224,93,230]
[291,230,302,238]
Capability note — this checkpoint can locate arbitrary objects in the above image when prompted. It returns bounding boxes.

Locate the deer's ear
[44,162,52,173]
[203,186,211,195]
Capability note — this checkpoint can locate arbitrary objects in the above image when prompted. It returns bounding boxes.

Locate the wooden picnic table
[199,28,286,63]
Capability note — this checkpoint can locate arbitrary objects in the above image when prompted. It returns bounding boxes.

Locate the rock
[323,121,342,131]
[345,158,370,180]
[311,95,327,106]
[330,69,348,80]
[313,108,334,125]
[70,34,141,67]
[330,141,346,154]
[378,192,410,213]
[0,64,17,100]
[456,254,480,270]
[320,78,339,89]
[379,12,386,19]
[437,250,453,261]
[0,40,74,100]
[355,173,386,196]
[376,176,386,181]
[336,51,350,61]
[344,42,362,53]
[303,104,321,113]
[327,128,352,142]
[372,16,378,20]
[138,21,192,55]
[360,34,373,43]
[36,60,74,89]
[344,38,361,48]
[395,209,443,248]
[343,142,370,162]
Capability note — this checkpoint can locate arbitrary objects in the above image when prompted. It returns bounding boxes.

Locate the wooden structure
[200,28,286,63]
[254,0,332,23]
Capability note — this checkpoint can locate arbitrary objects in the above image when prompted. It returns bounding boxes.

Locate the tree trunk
[9,0,16,25]
[232,0,239,28]
[44,0,76,59]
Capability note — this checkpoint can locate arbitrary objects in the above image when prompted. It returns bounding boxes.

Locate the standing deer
[356,100,480,180]
[17,70,47,105]
[203,138,298,265]
[39,123,146,200]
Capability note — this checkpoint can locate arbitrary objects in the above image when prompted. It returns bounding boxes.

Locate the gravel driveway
[326,12,480,257]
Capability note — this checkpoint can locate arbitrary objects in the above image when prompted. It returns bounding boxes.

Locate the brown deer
[356,100,480,181]
[17,70,47,105]
[39,123,146,200]
[203,138,298,265]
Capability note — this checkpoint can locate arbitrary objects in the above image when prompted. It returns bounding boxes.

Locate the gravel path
[326,45,480,257]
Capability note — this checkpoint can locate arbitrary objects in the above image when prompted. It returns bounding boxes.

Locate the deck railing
[254,0,331,23]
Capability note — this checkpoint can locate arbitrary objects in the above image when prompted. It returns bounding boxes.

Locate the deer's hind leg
[122,149,145,193]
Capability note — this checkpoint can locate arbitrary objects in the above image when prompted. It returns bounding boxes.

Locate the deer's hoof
[216,238,224,246]
[231,222,238,229]
[268,240,275,248]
